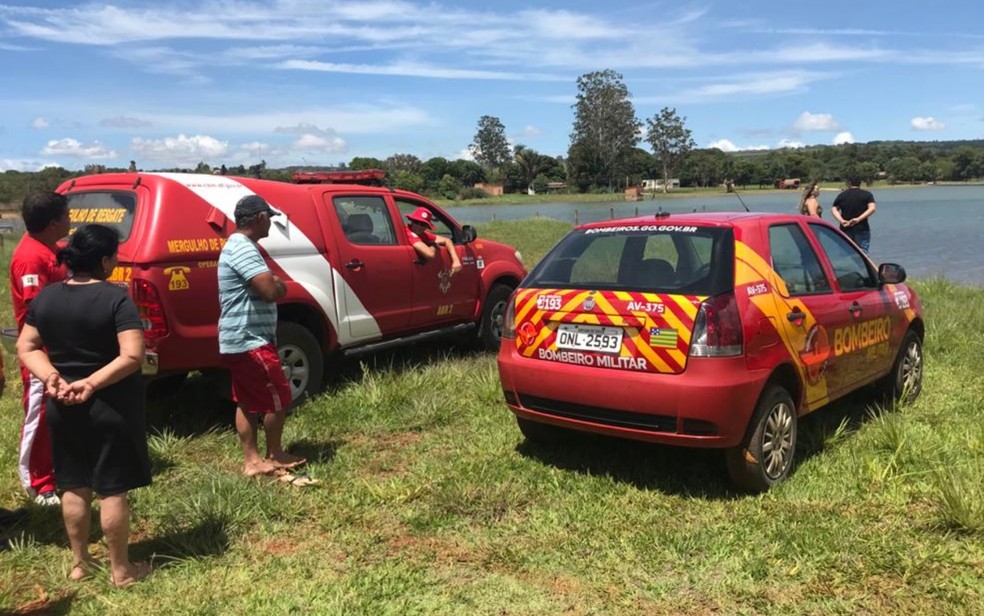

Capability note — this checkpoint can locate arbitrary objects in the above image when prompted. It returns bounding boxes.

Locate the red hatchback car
[497,212,924,491]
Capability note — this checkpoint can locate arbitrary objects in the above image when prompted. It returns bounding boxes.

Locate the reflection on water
[447,185,984,286]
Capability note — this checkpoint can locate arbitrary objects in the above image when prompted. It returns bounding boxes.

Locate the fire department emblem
[437,269,453,294]
[582,296,596,311]
[518,321,537,346]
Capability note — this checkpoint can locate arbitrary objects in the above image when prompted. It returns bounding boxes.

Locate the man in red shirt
[10,192,70,506]
[405,207,462,274]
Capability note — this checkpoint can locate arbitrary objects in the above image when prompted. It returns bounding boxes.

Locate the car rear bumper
[497,342,768,448]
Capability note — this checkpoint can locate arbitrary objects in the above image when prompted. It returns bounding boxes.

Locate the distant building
[474,182,504,196]
[642,178,680,191]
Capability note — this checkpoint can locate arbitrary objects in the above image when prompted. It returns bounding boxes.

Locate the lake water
[447,185,984,286]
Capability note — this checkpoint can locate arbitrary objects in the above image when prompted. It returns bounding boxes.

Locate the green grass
[1,220,982,614]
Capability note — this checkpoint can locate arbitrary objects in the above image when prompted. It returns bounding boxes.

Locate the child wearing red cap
[405,207,462,275]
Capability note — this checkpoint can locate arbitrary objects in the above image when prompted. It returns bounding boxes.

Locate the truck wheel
[725,385,797,493]
[478,283,513,352]
[277,321,324,407]
[516,416,568,444]
[880,330,923,404]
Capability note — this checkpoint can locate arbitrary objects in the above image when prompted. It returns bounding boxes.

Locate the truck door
[393,197,480,328]
[324,194,413,340]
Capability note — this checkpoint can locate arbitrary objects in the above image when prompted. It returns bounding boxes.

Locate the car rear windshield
[526,223,734,295]
[66,191,137,241]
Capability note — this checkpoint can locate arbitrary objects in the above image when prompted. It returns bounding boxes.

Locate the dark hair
[22,191,68,233]
[847,177,862,187]
[56,224,120,279]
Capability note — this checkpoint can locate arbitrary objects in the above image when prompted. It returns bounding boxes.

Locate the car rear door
[764,222,850,406]
[324,193,413,339]
[512,225,730,376]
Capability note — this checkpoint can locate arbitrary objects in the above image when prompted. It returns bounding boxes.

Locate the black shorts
[46,374,152,495]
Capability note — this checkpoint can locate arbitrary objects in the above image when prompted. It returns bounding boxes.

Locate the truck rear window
[67,191,137,241]
[526,224,734,295]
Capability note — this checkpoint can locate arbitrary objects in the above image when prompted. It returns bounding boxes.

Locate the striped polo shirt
[217,233,277,354]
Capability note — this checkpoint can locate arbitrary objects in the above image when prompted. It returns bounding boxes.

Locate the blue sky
[2,1,983,171]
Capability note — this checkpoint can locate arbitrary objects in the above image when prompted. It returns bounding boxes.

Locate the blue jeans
[845,227,871,253]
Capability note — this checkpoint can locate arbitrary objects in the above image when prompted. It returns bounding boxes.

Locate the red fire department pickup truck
[47,172,526,402]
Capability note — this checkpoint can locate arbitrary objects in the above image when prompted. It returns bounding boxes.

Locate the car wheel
[725,385,797,493]
[883,330,923,404]
[516,416,568,444]
[478,283,513,352]
[277,321,324,407]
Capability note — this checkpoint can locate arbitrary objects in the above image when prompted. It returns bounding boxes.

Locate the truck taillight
[131,278,169,349]
[502,292,517,339]
[690,292,743,357]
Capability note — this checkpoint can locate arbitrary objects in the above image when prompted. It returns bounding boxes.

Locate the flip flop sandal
[277,471,320,487]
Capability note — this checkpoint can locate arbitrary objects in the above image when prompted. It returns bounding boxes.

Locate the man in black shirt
[831,177,877,253]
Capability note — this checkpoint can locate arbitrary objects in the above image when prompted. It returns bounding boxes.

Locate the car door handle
[786,310,805,324]
[848,302,861,316]
[345,259,365,270]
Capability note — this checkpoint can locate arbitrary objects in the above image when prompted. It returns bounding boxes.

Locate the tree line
[4,68,984,206]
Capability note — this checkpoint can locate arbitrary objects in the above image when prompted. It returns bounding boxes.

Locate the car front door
[809,224,895,385]
[394,197,480,328]
[325,194,413,341]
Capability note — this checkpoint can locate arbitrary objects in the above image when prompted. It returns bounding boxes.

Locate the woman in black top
[17,224,152,588]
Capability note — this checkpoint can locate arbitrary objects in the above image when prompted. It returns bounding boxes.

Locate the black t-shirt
[26,281,142,379]
[832,187,875,233]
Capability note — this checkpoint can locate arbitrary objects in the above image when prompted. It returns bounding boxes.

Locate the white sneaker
[34,491,61,507]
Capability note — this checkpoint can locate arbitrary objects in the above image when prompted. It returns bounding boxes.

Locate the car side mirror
[460,225,478,244]
[878,263,907,285]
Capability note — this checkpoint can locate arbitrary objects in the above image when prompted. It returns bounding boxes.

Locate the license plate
[555,323,623,354]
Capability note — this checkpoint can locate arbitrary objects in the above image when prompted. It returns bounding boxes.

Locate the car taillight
[690,292,743,357]
[502,292,517,339]
[131,278,169,349]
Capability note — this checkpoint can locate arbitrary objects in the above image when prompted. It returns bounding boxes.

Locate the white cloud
[519,125,543,138]
[777,139,805,149]
[293,133,348,153]
[131,134,228,165]
[707,139,769,152]
[31,116,48,129]
[1,158,56,171]
[279,59,564,81]
[100,116,153,128]
[911,116,945,130]
[638,71,832,105]
[457,147,476,161]
[833,132,855,145]
[793,112,840,132]
[143,106,432,135]
[41,138,116,159]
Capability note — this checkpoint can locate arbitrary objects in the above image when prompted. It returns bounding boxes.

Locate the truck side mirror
[460,225,478,244]
[878,263,906,285]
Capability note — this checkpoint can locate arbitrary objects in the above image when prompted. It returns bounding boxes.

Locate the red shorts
[220,343,291,414]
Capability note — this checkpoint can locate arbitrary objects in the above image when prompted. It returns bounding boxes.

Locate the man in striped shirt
[218,195,305,477]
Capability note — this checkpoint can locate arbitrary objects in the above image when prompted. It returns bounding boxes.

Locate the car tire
[516,416,569,444]
[725,385,797,493]
[478,283,513,352]
[881,330,923,404]
[277,321,324,407]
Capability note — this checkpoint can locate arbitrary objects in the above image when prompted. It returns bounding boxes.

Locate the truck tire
[277,321,324,407]
[478,283,513,352]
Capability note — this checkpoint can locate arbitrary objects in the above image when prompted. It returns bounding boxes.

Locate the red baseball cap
[406,207,435,229]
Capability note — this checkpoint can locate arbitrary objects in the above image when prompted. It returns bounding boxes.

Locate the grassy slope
[0,219,982,615]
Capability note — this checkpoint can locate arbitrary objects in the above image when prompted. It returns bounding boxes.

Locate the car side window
[768,224,831,297]
[332,196,397,246]
[395,199,455,241]
[810,224,876,290]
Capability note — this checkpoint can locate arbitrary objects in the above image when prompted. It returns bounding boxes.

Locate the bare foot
[69,557,100,581]
[243,458,277,477]
[110,561,152,588]
[268,452,306,469]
